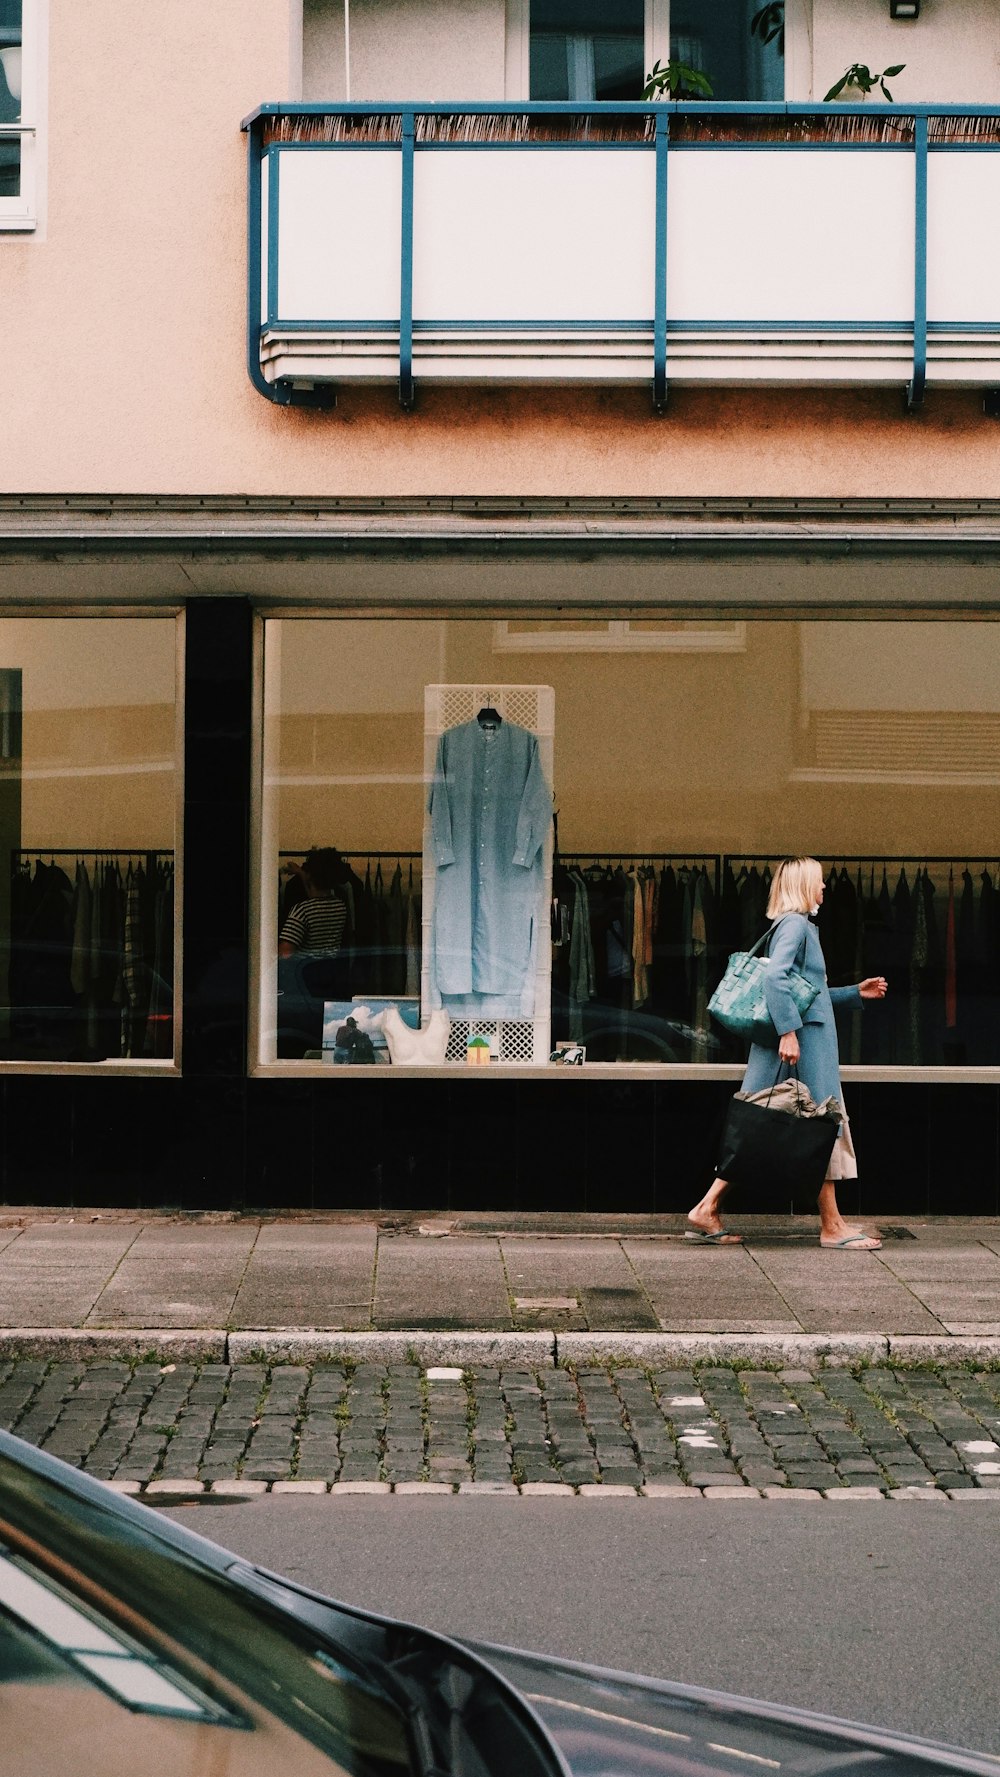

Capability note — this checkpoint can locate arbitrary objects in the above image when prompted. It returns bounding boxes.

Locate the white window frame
[492,619,746,654]
[0,0,44,232]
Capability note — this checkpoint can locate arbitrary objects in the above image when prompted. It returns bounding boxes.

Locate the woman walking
[688,857,887,1249]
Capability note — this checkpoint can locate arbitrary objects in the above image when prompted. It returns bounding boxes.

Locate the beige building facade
[1,0,999,1214]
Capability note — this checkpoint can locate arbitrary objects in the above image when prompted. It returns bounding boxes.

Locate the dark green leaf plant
[643,58,714,101]
[824,62,905,102]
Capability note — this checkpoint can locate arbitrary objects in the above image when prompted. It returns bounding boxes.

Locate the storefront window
[258,616,1000,1072]
[0,617,179,1066]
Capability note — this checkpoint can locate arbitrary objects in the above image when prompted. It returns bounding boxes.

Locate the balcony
[242,103,1000,410]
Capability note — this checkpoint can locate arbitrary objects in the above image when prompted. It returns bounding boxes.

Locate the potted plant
[824,62,905,101]
[643,59,713,101]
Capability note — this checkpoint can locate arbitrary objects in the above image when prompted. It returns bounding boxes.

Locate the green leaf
[823,75,848,100]
[883,64,905,76]
[880,81,895,101]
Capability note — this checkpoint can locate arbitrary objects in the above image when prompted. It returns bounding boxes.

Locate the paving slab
[623,1243,801,1332]
[748,1249,943,1335]
[231,1223,376,1330]
[373,1237,511,1330]
[0,1224,143,1327]
[87,1224,258,1328]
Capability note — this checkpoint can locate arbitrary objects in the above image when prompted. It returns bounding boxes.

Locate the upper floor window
[530,0,645,102]
[0,0,37,228]
[527,0,784,103]
[670,0,783,102]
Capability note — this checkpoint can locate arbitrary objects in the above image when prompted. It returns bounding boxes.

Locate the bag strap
[767,1060,807,1116]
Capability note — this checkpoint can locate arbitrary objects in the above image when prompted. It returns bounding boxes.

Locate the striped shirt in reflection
[279,894,347,953]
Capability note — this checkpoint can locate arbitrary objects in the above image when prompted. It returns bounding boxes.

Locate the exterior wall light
[889,0,920,15]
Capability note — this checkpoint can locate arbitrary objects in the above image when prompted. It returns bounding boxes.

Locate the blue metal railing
[243,101,1000,412]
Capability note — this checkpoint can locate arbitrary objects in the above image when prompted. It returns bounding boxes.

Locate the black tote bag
[716,1076,839,1195]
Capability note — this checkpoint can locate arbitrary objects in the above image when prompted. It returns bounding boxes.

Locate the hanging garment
[691,867,711,1058]
[945,869,957,1032]
[909,868,928,1064]
[386,862,406,995]
[404,875,421,999]
[630,869,648,1008]
[567,869,597,1041]
[70,861,92,997]
[427,718,551,1013]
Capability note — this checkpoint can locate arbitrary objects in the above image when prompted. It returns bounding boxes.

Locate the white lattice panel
[422,684,554,1067]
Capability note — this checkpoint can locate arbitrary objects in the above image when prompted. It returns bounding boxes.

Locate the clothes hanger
[477,691,502,727]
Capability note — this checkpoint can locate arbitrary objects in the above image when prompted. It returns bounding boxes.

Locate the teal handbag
[708,917,820,1044]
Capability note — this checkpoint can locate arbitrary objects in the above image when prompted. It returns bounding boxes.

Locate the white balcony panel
[666,151,915,324]
[412,150,656,323]
[927,153,1000,324]
[276,149,402,323]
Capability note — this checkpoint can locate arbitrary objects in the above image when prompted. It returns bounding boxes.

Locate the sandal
[684,1228,744,1245]
[819,1232,882,1250]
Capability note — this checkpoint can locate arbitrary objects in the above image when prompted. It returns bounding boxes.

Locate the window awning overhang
[1,497,1000,613]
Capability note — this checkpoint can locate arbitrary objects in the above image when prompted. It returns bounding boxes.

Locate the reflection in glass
[260,618,1000,1069]
[530,0,645,101]
[0,620,177,1063]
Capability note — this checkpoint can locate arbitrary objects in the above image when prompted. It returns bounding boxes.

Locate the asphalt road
[167,1497,1000,1758]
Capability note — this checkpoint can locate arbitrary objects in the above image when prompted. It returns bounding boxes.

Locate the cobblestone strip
[698,1370,786,1490]
[40,1363,131,1470]
[574,1368,642,1487]
[853,1368,964,1489]
[0,1360,50,1432]
[424,1370,472,1486]
[542,1365,598,1486]
[337,1364,387,1484]
[119,1364,202,1484]
[12,1363,85,1450]
[610,1368,681,1486]
[241,1368,310,1483]
[468,1368,515,1483]
[786,1371,889,1489]
[158,1364,230,1480]
[501,1367,558,1485]
[816,1370,942,1489]
[84,1365,165,1479]
[653,1369,744,1488]
[886,1367,1000,1488]
[295,1365,348,1483]
[201,1365,266,1486]
[383,1365,426,1486]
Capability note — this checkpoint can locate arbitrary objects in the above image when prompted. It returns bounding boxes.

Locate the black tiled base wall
[1,1076,996,1215]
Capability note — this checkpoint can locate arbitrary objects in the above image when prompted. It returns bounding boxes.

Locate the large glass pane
[671,0,784,102]
[0,618,178,1064]
[530,0,645,102]
[0,0,22,196]
[260,617,1000,1071]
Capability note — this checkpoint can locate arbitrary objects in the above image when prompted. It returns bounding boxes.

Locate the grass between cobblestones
[2,1358,1000,1497]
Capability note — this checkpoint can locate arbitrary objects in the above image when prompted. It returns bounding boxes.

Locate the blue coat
[427,718,551,1013]
[741,912,862,1106]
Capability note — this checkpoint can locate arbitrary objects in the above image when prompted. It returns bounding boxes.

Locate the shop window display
[259,617,1000,1072]
[0,618,179,1066]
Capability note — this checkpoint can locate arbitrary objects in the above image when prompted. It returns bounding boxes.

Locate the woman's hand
[778,1031,800,1064]
[859,977,888,1000]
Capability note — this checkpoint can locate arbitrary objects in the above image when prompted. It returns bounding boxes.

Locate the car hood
[466,1641,1000,1777]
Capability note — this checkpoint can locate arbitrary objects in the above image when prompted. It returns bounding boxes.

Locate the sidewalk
[2,1210,1000,1364]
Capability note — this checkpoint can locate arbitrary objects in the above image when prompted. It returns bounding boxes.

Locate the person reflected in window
[688,856,887,1249]
[278,848,348,958]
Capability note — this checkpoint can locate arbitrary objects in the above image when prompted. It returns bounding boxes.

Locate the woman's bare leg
[817,1179,881,1249]
[687,1178,743,1243]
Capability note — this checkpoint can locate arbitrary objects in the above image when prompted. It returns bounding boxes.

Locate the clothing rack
[724,854,1000,866]
[278,849,422,861]
[15,856,174,863]
[559,852,722,895]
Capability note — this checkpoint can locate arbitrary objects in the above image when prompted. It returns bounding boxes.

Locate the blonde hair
[767,856,823,919]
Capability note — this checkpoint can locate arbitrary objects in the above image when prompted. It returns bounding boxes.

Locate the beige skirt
[826,1111,858,1181]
